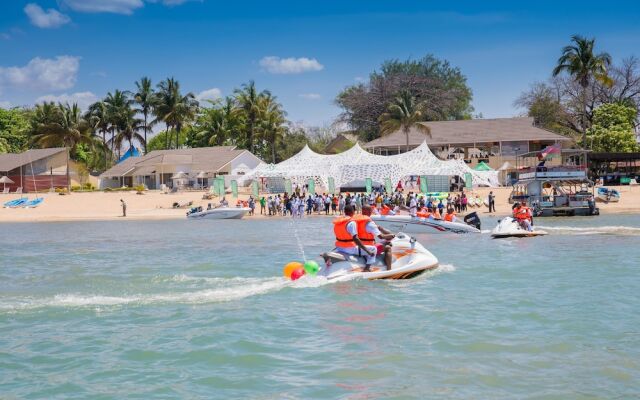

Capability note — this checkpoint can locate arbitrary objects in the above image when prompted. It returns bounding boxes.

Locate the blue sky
[1,0,639,127]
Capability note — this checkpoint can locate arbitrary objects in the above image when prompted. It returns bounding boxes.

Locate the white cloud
[0,101,11,109]
[259,56,324,74]
[59,0,194,14]
[0,56,80,91]
[299,93,321,100]
[60,0,144,15]
[196,88,222,102]
[24,4,71,28]
[35,91,97,110]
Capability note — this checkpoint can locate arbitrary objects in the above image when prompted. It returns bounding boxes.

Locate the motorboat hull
[319,233,439,281]
[187,207,250,219]
[491,217,548,239]
[372,214,480,234]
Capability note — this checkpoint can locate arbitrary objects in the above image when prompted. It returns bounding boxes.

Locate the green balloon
[304,260,320,276]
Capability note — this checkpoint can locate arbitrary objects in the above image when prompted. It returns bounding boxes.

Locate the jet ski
[186,206,251,219]
[491,217,548,238]
[372,212,481,234]
[319,232,439,281]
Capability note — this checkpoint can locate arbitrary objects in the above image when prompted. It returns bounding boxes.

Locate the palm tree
[378,90,431,152]
[86,101,111,169]
[154,78,198,149]
[552,35,612,147]
[113,107,145,155]
[234,80,267,153]
[104,90,132,160]
[31,103,99,191]
[133,77,154,154]
[257,93,287,163]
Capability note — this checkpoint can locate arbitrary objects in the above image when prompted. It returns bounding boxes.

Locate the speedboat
[319,233,438,281]
[186,206,251,219]
[596,187,620,203]
[372,212,481,234]
[490,217,548,238]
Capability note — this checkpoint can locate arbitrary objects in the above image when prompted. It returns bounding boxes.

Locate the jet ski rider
[361,205,396,271]
[333,205,379,272]
[512,201,533,231]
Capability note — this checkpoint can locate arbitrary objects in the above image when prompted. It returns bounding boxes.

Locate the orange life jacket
[416,208,430,218]
[444,211,456,222]
[333,216,355,248]
[514,206,529,221]
[352,214,376,245]
[381,205,390,215]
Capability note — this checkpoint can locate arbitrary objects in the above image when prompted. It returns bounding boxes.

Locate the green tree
[0,107,31,153]
[337,55,473,140]
[154,78,198,149]
[133,77,155,153]
[257,92,287,163]
[586,103,639,152]
[104,90,132,160]
[147,128,189,152]
[378,91,432,152]
[234,80,268,153]
[30,103,102,190]
[552,35,612,147]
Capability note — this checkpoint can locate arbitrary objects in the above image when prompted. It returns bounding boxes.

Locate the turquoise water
[1,215,639,399]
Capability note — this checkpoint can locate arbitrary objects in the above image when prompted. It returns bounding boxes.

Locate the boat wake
[535,225,640,236]
[0,275,333,313]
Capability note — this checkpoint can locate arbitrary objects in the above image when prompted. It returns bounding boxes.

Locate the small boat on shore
[491,217,548,239]
[186,206,250,219]
[596,187,620,203]
[319,233,439,281]
[3,197,27,208]
[372,212,481,234]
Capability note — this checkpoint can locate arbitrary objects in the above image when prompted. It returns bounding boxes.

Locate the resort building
[99,146,262,190]
[363,117,571,170]
[0,148,79,192]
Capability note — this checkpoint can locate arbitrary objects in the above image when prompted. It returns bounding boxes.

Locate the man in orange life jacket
[361,205,396,270]
[333,205,379,272]
[512,201,533,231]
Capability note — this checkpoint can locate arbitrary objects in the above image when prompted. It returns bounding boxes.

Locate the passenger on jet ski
[512,202,533,231]
[443,207,457,222]
[361,205,396,270]
[333,205,378,272]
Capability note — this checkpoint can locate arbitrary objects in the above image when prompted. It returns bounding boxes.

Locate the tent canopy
[473,161,493,171]
[245,142,499,188]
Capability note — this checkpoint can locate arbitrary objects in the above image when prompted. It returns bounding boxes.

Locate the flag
[328,177,335,193]
[365,178,372,194]
[420,175,428,193]
[540,144,561,160]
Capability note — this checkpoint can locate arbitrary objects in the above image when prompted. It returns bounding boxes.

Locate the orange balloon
[283,262,303,278]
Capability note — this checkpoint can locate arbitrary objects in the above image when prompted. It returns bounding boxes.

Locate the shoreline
[1,186,638,223]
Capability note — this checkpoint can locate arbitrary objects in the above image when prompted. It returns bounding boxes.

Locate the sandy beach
[1,185,638,223]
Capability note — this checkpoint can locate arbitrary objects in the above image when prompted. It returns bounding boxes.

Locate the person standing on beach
[120,199,127,217]
[260,196,266,215]
[488,191,495,213]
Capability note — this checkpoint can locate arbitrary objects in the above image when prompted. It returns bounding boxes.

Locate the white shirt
[346,221,357,236]
[365,221,381,236]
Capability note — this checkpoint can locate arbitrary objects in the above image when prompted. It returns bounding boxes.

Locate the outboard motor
[464,212,481,230]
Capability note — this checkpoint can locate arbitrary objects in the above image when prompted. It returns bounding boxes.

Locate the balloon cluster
[283,260,320,281]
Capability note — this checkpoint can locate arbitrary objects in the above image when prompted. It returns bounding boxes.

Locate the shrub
[134,184,145,192]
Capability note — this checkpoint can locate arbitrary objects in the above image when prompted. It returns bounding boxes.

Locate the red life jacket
[444,211,456,222]
[333,216,355,248]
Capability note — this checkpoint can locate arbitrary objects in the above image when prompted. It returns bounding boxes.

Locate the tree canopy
[336,55,473,141]
[586,103,639,152]
[0,107,31,153]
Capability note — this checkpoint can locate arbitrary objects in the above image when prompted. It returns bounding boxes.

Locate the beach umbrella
[0,175,15,191]
[195,171,208,188]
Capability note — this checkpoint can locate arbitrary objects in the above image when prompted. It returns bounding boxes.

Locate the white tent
[245,142,500,188]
